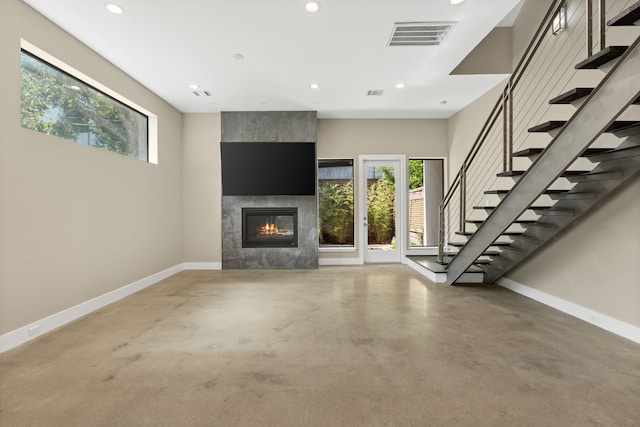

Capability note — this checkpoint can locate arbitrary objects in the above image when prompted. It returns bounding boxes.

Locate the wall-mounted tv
[221,142,316,196]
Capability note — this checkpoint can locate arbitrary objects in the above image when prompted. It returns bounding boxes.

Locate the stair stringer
[444,37,640,285]
[483,160,640,284]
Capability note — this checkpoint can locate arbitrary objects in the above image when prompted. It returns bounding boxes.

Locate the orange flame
[260,223,279,235]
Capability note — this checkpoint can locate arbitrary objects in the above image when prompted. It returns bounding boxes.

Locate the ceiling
[21,0,525,119]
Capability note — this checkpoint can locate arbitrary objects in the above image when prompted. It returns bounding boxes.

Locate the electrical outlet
[28,324,41,336]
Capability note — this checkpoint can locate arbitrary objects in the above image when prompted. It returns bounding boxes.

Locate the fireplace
[242,207,298,248]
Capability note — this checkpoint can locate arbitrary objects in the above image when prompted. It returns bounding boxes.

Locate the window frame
[317,158,356,251]
[20,39,158,164]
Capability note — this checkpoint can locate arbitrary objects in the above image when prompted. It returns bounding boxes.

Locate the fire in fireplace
[242,207,298,248]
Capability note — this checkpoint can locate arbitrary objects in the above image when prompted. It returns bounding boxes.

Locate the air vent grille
[193,91,213,97]
[367,89,384,96]
[387,22,457,46]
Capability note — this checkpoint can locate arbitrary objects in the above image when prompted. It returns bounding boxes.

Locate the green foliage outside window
[367,171,395,244]
[20,50,148,161]
[409,159,424,189]
[319,179,354,244]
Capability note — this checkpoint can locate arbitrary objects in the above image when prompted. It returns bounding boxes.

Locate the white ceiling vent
[193,91,213,97]
[387,22,457,47]
[366,89,384,96]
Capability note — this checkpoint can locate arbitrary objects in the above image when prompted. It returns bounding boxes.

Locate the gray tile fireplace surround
[222,195,318,269]
[221,111,318,269]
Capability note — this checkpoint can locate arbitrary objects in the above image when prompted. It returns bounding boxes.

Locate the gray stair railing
[437,0,567,264]
[445,35,640,284]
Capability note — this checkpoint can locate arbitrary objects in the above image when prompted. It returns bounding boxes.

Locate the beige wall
[507,180,640,326]
[183,114,222,263]
[0,0,184,334]
[317,119,448,160]
[512,0,553,68]
[317,119,448,260]
[181,118,449,263]
[447,79,508,182]
[451,27,513,75]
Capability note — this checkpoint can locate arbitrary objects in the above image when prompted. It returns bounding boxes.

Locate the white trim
[498,277,640,345]
[183,262,222,270]
[319,246,357,253]
[319,257,363,266]
[0,264,184,353]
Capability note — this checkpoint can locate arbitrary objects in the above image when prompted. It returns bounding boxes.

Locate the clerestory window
[20,42,155,162]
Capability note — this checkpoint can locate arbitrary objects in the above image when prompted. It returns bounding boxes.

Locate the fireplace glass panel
[242,208,298,248]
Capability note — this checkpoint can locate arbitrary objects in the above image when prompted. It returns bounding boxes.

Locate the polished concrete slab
[1,265,639,426]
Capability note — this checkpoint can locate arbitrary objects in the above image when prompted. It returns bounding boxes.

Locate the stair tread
[567,170,623,182]
[474,205,553,210]
[585,144,640,161]
[607,1,640,26]
[437,259,492,266]
[465,219,538,224]
[512,147,616,157]
[484,189,569,195]
[549,191,596,200]
[455,230,523,237]
[528,120,639,133]
[444,250,501,257]
[528,121,567,132]
[549,87,594,104]
[448,241,512,247]
[531,207,575,216]
[611,122,640,138]
[549,88,640,104]
[497,170,589,178]
[575,46,629,69]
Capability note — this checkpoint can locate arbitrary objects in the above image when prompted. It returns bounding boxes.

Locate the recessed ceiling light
[450,0,465,5]
[305,2,320,13]
[189,84,200,90]
[309,82,320,89]
[395,82,406,89]
[105,2,124,14]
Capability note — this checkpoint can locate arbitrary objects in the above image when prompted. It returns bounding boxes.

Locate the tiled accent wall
[221,111,318,269]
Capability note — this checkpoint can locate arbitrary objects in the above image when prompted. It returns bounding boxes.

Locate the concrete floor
[1,265,639,426]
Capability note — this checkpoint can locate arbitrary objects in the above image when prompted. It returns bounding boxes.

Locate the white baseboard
[319,258,363,266]
[498,277,640,345]
[0,264,184,354]
[183,262,222,270]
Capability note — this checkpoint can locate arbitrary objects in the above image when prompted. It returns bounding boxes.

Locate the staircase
[410,0,640,285]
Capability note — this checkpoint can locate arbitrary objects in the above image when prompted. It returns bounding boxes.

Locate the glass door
[360,158,403,263]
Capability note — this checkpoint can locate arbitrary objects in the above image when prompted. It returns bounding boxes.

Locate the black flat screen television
[221,142,316,196]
